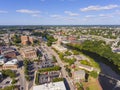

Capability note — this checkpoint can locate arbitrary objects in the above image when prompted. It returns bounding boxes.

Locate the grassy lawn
[89,84,101,90]
[80,52,100,69]
[83,77,102,90]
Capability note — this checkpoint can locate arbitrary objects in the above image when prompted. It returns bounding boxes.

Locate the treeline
[38,66,61,73]
[67,40,120,70]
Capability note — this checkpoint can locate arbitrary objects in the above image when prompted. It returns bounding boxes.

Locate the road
[44,44,75,90]
[18,68,26,90]
[17,55,27,90]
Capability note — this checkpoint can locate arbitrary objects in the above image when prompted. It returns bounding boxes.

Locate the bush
[90,71,98,78]
[2,70,16,78]
[0,85,15,90]
[52,78,64,82]
[80,60,91,66]
[35,73,39,85]
[39,66,61,73]
[25,75,31,81]
[11,78,17,84]
[52,55,57,63]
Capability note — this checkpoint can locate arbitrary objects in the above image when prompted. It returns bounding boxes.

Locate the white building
[52,44,67,52]
[73,70,85,82]
[3,59,18,70]
[33,81,66,90]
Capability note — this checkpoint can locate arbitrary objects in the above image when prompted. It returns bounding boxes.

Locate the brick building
[21,36,34,45]
[0,47,16,58]
[20,46,37,60]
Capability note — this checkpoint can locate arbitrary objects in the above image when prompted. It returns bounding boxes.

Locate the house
[20,46,37,60]
[33,81,66,90]
[73,70,85,82]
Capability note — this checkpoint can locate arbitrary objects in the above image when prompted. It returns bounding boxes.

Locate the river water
[98,62,120,90]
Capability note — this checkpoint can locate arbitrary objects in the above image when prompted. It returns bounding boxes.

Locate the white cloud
[0,10,8,14]
[64,17,77,21]
[64,11,79,16]
[85,15,96,18]
[32,14,41,17]
[50,14,62,18]
[80,4,119,12]
[16,9,40,14]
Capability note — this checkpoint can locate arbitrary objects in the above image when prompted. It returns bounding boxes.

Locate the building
[52,44,67,52]
[0,72,3,81]
[33,81,66,90]
[20,47,37,59]
[40,54,54,68]
[0,55,7,65]
[21,36,34,45]
[79,64,93,72]
[39,71,61,84]
[0,47,16,58]
[73,70,85,82]
[68,35,77,41]
[2,59,18,70]
[112,48,120,54]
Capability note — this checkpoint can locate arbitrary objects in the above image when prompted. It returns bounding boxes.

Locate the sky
[0,0,120,25]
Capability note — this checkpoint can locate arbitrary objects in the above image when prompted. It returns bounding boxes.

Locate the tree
[2,70,16,78]
[52,78,64,82]
[90,71,98,78]
[11,78,17,84]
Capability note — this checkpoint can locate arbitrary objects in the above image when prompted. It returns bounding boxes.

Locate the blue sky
[0,0,120,25]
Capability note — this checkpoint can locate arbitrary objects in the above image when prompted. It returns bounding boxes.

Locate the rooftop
[33,81,66,90]
[74,70,85,75]
[4,59,18,65]
[20,46,36,53]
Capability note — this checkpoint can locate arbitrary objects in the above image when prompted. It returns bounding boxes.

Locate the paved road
[17,55,26,90]
[18,68,26,90]
[45,44,75,90]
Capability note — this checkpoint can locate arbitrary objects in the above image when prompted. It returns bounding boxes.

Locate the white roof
[4,59,18,65]
[33,81,66,90]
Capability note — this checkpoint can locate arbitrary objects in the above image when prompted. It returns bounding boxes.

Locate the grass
[80,52,100,69]
[83,77,102,90]
[89,84,100,90]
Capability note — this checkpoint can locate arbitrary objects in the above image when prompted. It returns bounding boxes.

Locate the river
[98,62,120,90]
[66,45,120,90]
[79,50,120,90]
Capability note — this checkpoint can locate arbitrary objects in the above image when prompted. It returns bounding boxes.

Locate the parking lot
[39,71,61,84]
[0,77,12,88]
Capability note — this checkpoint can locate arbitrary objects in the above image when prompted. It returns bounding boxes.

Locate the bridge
[99,73,119,81]
[99,73,120,88]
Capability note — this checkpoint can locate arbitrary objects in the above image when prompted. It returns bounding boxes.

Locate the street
[44,44,75,90]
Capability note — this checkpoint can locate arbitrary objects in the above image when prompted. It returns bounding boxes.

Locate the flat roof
[20,46,36,53]
[33,81,66,90]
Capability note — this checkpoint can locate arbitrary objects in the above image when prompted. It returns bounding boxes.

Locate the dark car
[6,81,10,84]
